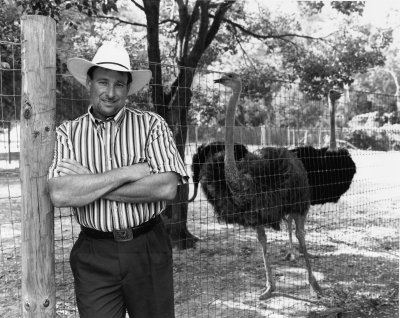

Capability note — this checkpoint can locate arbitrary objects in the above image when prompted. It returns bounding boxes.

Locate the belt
[80,215,161,242]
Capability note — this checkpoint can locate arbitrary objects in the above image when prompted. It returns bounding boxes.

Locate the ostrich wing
[231,148,310,228]
[190,142,249,202]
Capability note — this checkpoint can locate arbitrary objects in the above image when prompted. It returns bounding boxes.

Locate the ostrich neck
[329,95,337,150]
[224,86,244,193]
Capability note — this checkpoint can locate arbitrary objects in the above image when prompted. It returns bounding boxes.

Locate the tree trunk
[162,69,199,249]
[143,0,198,248]
[142,0,232,249]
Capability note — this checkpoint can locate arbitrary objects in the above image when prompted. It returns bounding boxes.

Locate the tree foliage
[15,0,118,21]
[2,0,397,133]
[299,1,365,16]
[285,22,392,101]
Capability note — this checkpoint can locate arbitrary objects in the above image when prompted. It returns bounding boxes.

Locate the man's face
[87,67,129,120]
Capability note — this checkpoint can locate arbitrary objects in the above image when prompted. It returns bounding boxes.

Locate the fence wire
[0,40,399,317]
[0,40,22,317]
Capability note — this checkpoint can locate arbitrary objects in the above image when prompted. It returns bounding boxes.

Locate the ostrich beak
[214,77,225,84]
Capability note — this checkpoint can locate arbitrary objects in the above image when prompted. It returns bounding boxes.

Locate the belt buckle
[113,228,133,242]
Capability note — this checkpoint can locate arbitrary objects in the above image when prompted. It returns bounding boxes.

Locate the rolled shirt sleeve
[146,117,189,184]
[48,123,75,179]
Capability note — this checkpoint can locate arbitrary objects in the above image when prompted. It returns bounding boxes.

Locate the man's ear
[86,76,92,92]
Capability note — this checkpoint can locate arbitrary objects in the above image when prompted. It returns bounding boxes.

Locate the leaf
[1,62,11,69]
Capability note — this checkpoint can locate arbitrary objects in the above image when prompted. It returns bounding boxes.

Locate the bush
[344,128,400,151]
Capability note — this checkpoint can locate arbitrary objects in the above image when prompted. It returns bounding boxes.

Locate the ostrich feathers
[189,141,249,202]
[289,146,356,205]
[193,145,310,230]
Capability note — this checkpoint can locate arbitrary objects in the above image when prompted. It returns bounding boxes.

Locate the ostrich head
[214,72,242,91]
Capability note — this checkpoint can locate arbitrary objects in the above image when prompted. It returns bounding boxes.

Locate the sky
[246,0,400,43]
[121,1,400,32]
[117,0,400,48]
[247,0,400,28]
[361,0,400,27]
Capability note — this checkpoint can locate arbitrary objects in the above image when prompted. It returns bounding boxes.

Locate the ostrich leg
[256,226,276,299]
[286,215,317,260]
[285,215,298,261]
[292,213,323,296]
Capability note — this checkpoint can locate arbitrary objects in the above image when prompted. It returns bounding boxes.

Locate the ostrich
[291,89,356,205]
[201,72,323,299]
[285,90,357,259]
[188,141,249,202]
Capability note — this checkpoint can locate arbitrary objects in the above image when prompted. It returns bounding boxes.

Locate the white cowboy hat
[67,43,152,95]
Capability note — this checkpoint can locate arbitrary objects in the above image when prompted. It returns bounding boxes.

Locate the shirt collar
[88,105,126,128]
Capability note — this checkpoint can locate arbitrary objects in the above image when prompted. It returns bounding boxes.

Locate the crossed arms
[48,159,179,208]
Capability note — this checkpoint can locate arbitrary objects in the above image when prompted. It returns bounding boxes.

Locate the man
[48,43,188,318]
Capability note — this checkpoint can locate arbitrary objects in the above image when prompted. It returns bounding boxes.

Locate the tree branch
[182,0,201,58]
[142,0,166,116]
[96,14,146,27]
[160,18,179,26]
[211,14,332,42]
[176,0,189,42]
[233,31,256,70]
[205,1,234,48]
[131,0,145,12]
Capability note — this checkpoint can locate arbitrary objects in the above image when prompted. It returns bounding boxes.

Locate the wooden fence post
[261,125,266,145]
[7,121,11,163]
[20,15,56,318]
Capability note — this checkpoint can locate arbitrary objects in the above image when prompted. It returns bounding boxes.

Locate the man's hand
[57,159,92,176]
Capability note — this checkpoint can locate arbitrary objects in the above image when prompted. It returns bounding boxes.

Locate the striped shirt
[48,106,189,232]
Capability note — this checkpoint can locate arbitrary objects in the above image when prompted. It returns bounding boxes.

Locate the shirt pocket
[121,146,147,167]
[116,131,147,167]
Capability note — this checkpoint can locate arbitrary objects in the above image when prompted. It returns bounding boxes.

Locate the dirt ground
[0,150,399,317]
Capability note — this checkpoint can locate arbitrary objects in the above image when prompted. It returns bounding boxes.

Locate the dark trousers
[70,219,175,318]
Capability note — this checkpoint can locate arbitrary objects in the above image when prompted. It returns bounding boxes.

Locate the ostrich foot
[300,249,319,259]
[284,248,319,260]
[297,245,319,259]
[259,284,276,300]
[305,252,320,259]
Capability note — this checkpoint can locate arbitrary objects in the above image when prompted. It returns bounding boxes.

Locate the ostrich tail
[292,146,356,205]
[188,183,199,202]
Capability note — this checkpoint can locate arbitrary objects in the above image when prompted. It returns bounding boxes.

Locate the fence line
[0,18,399,318]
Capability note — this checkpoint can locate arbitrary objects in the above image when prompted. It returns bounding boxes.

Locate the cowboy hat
[67,43,152,95]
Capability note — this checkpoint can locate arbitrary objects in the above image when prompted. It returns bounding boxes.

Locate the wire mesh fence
[0,39,22,317]
[1,37,399,317]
